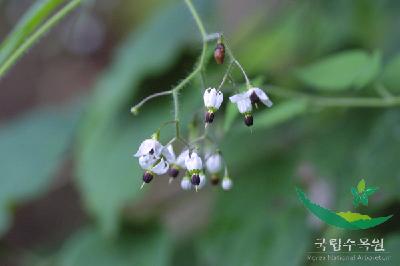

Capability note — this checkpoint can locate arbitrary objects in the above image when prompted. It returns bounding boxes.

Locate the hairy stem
[130,90,173,114]
[0,0,82,78]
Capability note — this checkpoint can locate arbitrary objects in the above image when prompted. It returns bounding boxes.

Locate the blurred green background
[0,0,400,265]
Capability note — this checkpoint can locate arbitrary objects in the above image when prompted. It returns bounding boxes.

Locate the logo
[296,179,393,229]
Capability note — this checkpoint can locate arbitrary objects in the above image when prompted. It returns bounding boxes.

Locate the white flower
[222,177,233,190]
[247,87,273,107]
[229,92,252,114]
[185,152,203,171]
[181,177,192,190]
[198,173,206,189]
[204,88,223,110]
[176,149,189,169]
[134,139,163,158]
[206,153,222,174]
[151,158,169,175]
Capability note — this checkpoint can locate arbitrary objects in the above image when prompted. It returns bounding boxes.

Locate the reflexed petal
[134,139,163,157]
[163,144,176,163]
[229,92,248,103]
[176,149,189,168]
[151,158,169,175]
[253,87,273,107]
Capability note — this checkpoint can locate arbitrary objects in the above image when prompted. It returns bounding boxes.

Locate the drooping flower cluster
[132,36,274,192]
[134,137,232,191]
[203,86,272,127]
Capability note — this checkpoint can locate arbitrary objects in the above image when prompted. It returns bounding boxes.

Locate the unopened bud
[214,42,225,64]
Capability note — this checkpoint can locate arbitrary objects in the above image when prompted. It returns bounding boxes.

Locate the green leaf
[381,53,400,92]
[57,226,171,266]
[76,1,210,236]
[357,179,366,193]
[0,102,81,236]
[0,0,83,78]
[296,50,381,90]
[0,0,65,65]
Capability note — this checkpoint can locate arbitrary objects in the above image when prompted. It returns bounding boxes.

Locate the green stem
[0,0,82,78]
[184,0,207,40]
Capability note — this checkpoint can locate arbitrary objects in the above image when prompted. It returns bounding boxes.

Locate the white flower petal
[215,91,223,109]
[138,154,157,170]
[198,173,206,189]
[176,149,189,168]
[181,177,192,190]
[206,153,222,174]
[203,88,213,107]
[237,98,252,113]
[185,152,203,171]
[151,158,169,175]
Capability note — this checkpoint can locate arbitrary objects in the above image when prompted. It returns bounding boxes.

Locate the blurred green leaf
[0,102,81,236]
[197,157,311,266]
[381,53,400,92]
[76,1,210,236]
[353,109,400,200]
[0,0,65,65]
[254,99,308,130]
[57,226,171,266]
[296,50,381,91]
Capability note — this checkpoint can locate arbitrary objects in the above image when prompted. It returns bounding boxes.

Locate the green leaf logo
[296,178,393,230]
[357,179,366,193]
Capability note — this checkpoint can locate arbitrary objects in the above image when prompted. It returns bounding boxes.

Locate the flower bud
[244,114,253,127]
[206,153,222,174]
[222,177,233,190]
[191,173,201,186]
[143,171,154,183]
[214,42,225,64]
